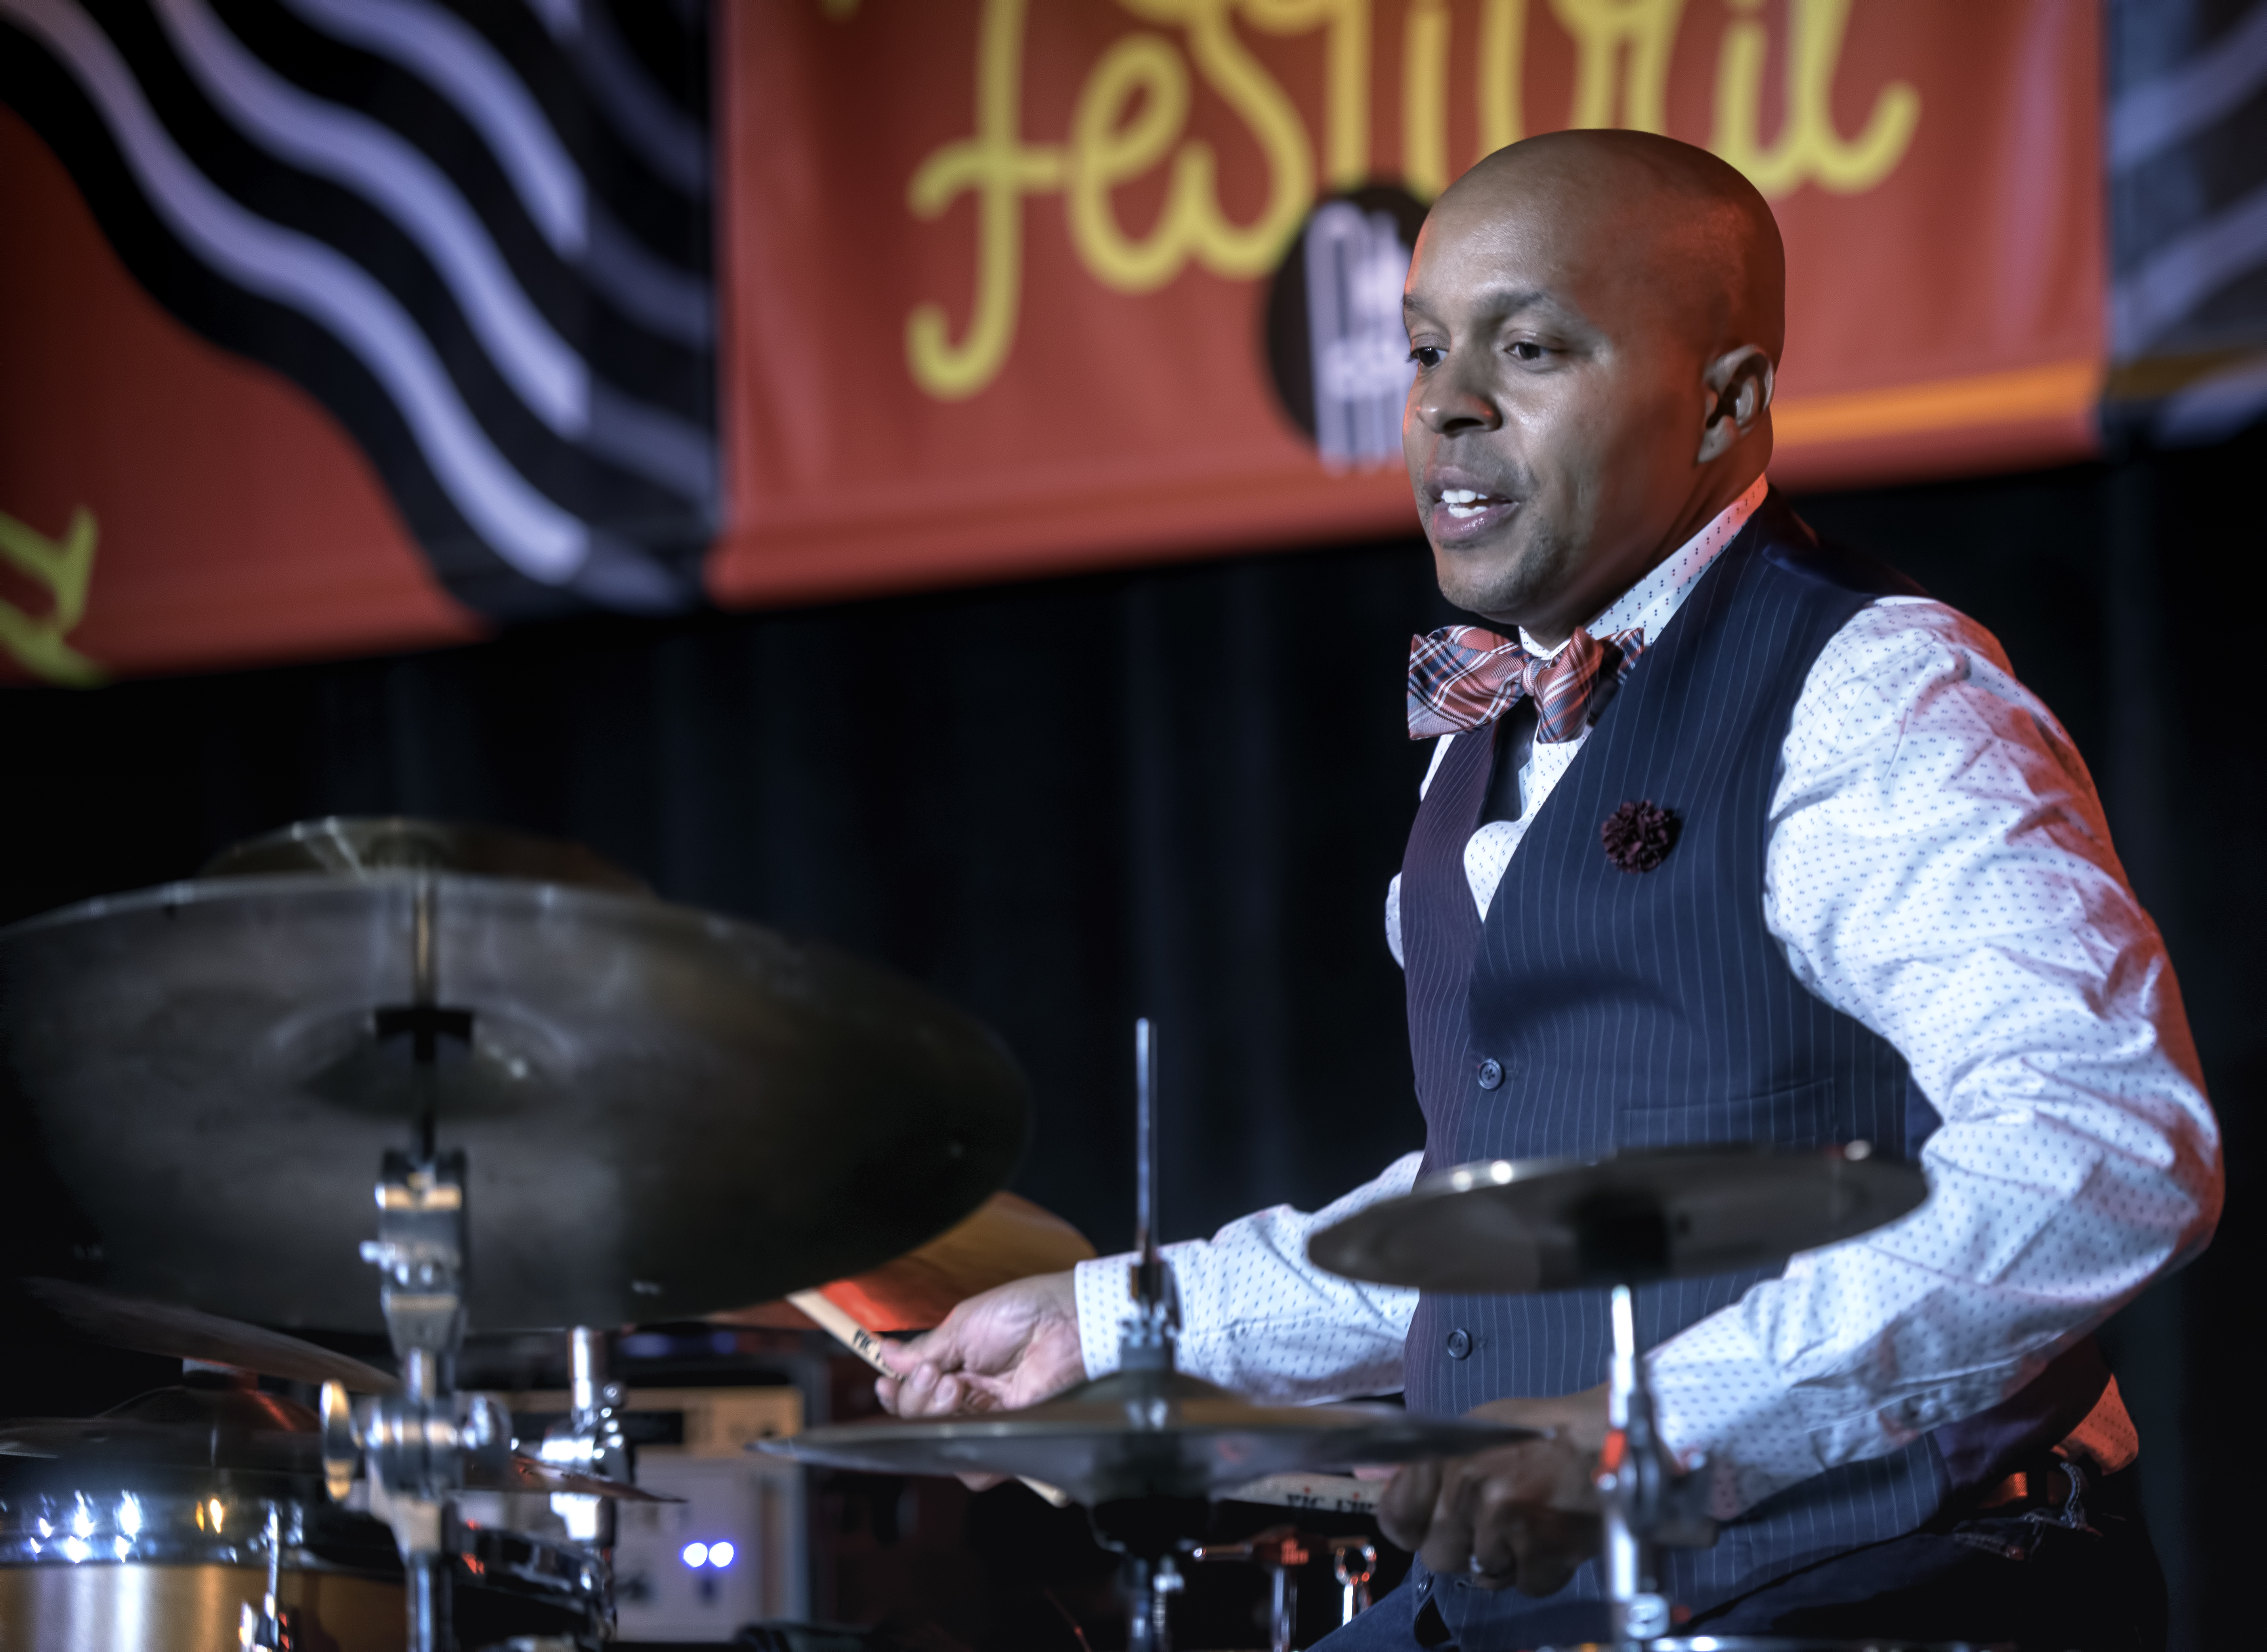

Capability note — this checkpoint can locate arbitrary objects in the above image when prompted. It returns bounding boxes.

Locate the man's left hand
[1377,1383,1611,1595]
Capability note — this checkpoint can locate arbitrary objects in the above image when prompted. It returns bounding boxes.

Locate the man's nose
[1409,354,1501,437]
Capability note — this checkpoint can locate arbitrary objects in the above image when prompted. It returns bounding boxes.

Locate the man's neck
[1511,463,1767,648]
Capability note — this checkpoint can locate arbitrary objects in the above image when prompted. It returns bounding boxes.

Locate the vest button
[1445,1328,1473,1360]
[1476,1057,1504,1090]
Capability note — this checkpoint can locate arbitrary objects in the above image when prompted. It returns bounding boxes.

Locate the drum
[0,1486,605,1651]
[0,1488,397,1652]
[0,1383,605,1651]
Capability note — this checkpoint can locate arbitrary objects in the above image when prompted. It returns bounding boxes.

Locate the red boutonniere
[1601,800,1677,872]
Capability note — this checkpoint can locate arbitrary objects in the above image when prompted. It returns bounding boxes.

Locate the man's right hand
[874,1269,1087,1417]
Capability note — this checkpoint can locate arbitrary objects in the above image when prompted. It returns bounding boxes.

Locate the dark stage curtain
[4,424,2260,1645]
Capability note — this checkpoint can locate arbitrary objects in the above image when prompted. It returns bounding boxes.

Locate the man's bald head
[1440,130,1785,364]
[1401,130,1786,641]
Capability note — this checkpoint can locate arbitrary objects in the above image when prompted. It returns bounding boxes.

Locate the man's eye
[1409,345,1445,368]
[1508,341,1545,362]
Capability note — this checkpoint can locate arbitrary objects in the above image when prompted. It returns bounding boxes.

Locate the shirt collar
[1517,473,1770,658]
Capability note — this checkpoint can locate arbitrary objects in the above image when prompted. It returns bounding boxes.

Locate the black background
[4,423,2259,1646]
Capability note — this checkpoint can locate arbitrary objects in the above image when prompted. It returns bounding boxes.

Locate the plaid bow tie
[1406,624,1648,742]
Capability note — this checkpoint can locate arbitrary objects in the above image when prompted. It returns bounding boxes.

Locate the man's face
[1400,176,1714,631]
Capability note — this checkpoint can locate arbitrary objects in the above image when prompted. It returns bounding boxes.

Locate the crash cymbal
[23,1277,398,1393]
[0,819,1030,1333]
[199,815,655,894]
[0,1385,672,1501]
[1306,1143,1928,1295]
[759,1366,1532,1507]
[713,1190,1098,1333]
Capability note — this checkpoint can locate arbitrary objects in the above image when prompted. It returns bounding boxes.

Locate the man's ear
[1696,345,1774,464]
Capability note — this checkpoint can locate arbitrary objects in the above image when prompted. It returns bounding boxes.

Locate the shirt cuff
[1073,1252,1141,1379]
[1645,1308,1831,1519]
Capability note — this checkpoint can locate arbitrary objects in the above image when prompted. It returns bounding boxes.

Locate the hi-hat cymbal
[23,1277,398,1393]
[1306,1144,1928,1295]
[713,1190,1098,1334]
[760,1366,1533,1507]
[0,819,1031,1333]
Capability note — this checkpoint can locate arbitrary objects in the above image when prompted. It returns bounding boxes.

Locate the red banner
[0,2,2100,683]
[712,0,2103,608]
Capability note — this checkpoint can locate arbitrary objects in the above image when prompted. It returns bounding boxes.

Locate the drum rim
[0,1487,598,1598]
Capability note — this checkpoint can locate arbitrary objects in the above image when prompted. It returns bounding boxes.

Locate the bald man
[880,132,2216,1649]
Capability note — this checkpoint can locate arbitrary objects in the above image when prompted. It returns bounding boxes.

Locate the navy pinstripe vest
[1396,494,2109,1633]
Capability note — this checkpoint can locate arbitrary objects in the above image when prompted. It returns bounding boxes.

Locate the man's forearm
[1073,1152,1424,1401]
[1654,600,2225,1518]
[1649,1098,2211,1518]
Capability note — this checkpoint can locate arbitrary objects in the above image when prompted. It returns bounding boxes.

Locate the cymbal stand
[1595,1282,1716,1647]
[236,1501,294,1651]
[1122,1018,1175,1375]
[546,1328,631,1529]
[540,1326,630,1625]
[1093,1017,1195,1652]
[1329,1538,1377,1627]
[1192,1526,1311,1652]
[322,878,504,1652]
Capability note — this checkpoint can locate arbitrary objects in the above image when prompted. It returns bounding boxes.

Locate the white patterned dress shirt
[1072,477,2220,1517]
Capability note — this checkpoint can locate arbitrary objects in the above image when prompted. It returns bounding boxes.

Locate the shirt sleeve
[1646,599,2223,1517]
[1073,1152,1425,1401]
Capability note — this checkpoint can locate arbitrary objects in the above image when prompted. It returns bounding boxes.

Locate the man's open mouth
[1438,488,1509,521]
[1429,487,1519,543]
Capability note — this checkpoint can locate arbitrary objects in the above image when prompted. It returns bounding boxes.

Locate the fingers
[879,1325,952,1377]
[1416,1463,1481,1583]
[1465,1476,1523,1587]
[873,1314,978,1417]
[1458,1495,1598,1596]
[866,1277,1087,1420]
[1377,1459,1443,1552]
[1509,1509,1597,1598]
[879,1358,959,1417]
[955,1372,1019,1410]
[1403,1443,1603,1595]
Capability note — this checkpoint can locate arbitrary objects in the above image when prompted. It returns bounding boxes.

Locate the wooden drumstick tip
[787,1290,898,1376]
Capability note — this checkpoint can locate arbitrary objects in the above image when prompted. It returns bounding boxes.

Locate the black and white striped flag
[2107,0,2267,445]
[0,0,716,617]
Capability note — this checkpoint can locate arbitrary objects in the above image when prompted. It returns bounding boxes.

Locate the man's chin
[1430,518,1575,625]
[1432,544,1533,622]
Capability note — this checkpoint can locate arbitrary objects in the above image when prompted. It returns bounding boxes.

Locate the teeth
[1438,487,1502,520]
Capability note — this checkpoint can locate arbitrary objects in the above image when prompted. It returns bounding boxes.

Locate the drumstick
[785,1290,1073,1509]
[1223,1473,1383,1515]
[787,1289,900,1374]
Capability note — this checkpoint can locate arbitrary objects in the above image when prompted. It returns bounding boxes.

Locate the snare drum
[0,1488,397,1652]
[0,1383,604,1651]
[0,1488,606,1651]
